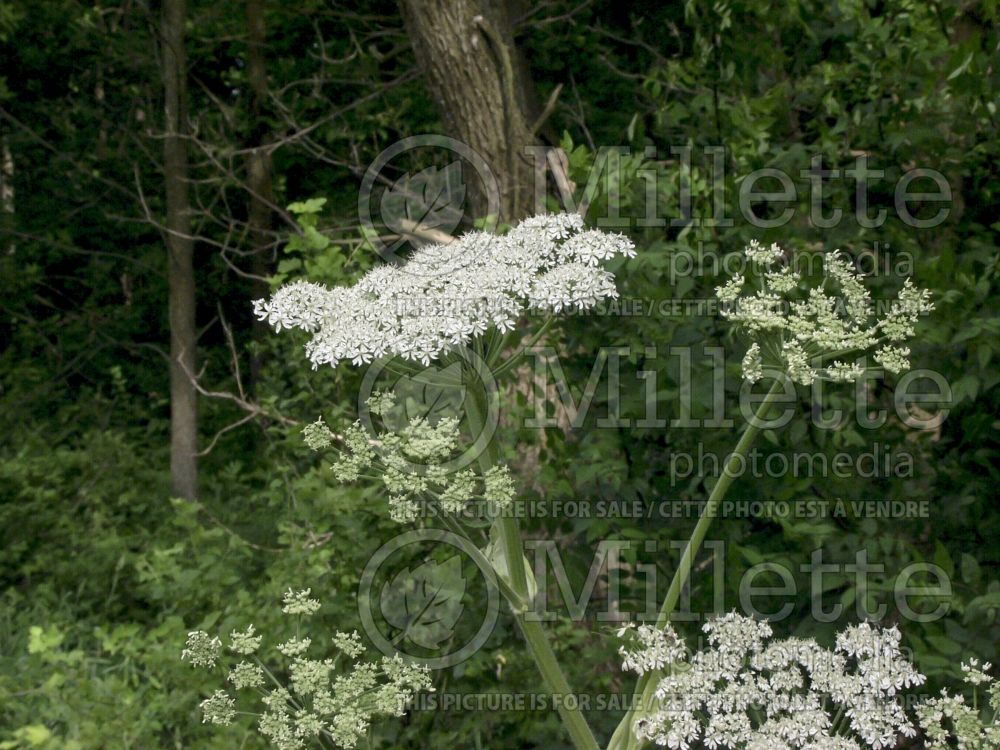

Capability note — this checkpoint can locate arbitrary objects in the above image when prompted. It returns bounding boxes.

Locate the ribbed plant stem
[653,379,785,628]
[463,361,600,750]
[608,379,786,750]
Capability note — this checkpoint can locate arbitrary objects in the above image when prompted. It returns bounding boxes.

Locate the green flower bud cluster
[717,240,934,385]
[181,590,433,749]
[916,659,1000,749]
[305,390,517,523]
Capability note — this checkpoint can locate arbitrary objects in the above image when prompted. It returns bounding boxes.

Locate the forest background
[1,0,998,747]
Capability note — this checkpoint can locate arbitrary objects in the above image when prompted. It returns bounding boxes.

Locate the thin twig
[531,83,563,135]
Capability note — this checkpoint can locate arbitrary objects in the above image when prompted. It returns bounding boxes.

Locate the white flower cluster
[716,241,934,385]
[620,613,925,750]
[230,624,263,655]
[618,622,688,675]
[182,591,433,749]
[332,630,366,659]
[312,391,516,523]
[916,658,1000,749]
[282,588,321,616]
[254,213,635,368]
[182,630,221,668]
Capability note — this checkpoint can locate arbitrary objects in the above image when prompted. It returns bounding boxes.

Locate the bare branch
[531,83,564,135]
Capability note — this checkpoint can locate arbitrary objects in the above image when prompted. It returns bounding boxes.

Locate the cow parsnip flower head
[182,630,222,668]
[617,622,688,675]
[717,241,934,385]
[181,594,433,749]
[282,588,321,616]
[307,391,517,523]
[916,659,999,749]
[254,213,635,368]
[620,614,925,750]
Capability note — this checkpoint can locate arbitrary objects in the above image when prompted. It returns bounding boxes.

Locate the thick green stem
[518,617,602,750]
[462,359,600,750]
[653,379,785,628]
[439,513,525,609]
[465,364,530,598]
[607,378,786,750]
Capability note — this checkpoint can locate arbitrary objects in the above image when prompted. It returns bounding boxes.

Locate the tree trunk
[399,0,539,222]
[245,0,274,389]
[161,0,198,500]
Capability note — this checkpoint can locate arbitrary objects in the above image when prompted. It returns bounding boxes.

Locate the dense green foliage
[0,0,998,747]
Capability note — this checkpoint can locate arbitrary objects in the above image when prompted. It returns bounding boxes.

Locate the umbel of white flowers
[916,658,1000,748]
[253,213,635,368]
[618,613,927,750]
[182,588,433,750]
[716,241,934,385]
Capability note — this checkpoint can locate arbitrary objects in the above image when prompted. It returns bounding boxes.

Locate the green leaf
[946,52,974,80]
[960,554,981,586]
[951,374,979,402]
[287,197,327,215]
[933,541,954,579]
[1,725,53,748]
[27,625,63,655]
[301,225,331,252]
[925,634,962,656]
[276,258,302,274]
[978,344,992,369]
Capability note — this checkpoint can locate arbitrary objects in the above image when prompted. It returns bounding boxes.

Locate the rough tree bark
[245,0,275,388]
[399,0,540,222]
[161,0,198,500]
